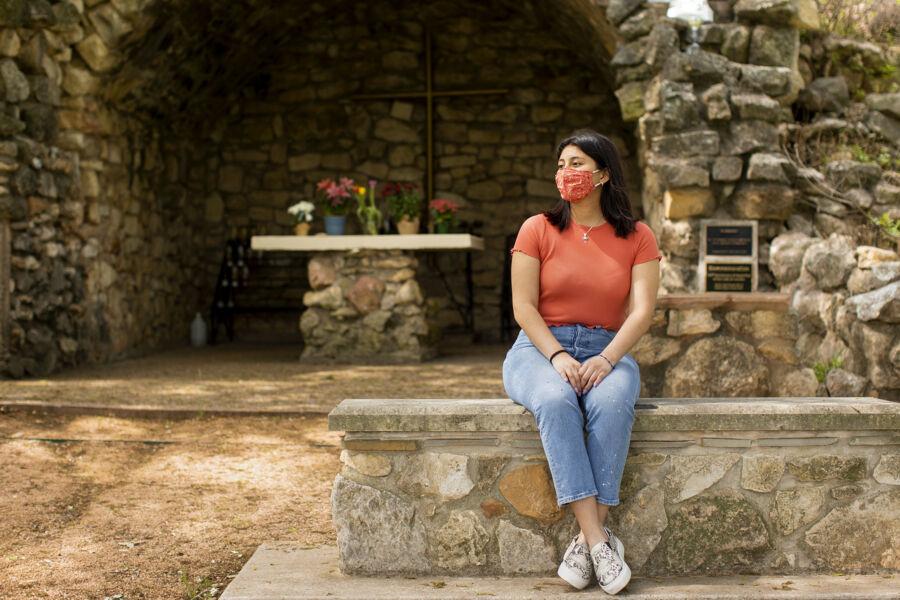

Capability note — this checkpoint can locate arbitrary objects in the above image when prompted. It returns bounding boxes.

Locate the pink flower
[430,198,460,214]
[316,178,334,191]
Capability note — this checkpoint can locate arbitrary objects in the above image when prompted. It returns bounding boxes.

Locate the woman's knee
[528,381,580,420]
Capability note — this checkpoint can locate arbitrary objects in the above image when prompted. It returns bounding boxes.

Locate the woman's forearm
[514,304,565,360]
[599,309,654,365]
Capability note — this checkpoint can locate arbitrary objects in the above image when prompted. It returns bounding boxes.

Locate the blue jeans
[502,324,641,507]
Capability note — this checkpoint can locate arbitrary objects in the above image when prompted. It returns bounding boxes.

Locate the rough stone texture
[771,366,819,396]
[802,234,858,290]
[497,520,556,574]
[787,455,867,482]
[430,510,490,569]
[329,397,900,576]
[769,486,827,534]
[873,454,900,485]
[660,490,771,575]
[396,452,474,502]
[825,368,868,397]
[331,475,429,574]
[741,454,785,493]
[631,334,680,366]
[731,183,797,219]
[340,450,392,477]
[844,282,900,323]
[664,337,769,397]
[667,309,721,336]
[498,464,563,524]
[300,251,433,362]
[664,453,741,503]
[805,490,900,570]
[607,483,668,570]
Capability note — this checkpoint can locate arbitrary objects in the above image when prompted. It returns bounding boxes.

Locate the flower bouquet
[382,182,422,234]
[287,200,314,235]
[316,177,354,235]
[429,198,460,234]
[353,179,383,236]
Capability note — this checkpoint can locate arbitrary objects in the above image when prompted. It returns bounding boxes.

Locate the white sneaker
[603,525,625,560]
[557,527,625,589]
[557,534,593,589]
[590,532,631,595]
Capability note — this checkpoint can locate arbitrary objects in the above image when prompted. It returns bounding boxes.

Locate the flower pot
[294,222,311,236]
[324,215,346,235]
[397,215,420,234]
[435,221,451,234]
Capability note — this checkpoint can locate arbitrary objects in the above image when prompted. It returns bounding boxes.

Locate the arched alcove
[78,0,641,351]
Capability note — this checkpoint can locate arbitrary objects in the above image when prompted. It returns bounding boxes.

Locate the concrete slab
[221,543,898,600]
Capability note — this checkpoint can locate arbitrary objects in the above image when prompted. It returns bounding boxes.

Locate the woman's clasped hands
[550,351,613,395]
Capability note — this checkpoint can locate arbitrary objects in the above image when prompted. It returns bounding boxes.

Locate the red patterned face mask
[555,167,601,202]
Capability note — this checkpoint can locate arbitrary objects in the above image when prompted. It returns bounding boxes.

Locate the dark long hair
[544,129,637,238]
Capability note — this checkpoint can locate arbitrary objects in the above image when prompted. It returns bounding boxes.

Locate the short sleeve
[633,222,662,265]
[510,215,543,260]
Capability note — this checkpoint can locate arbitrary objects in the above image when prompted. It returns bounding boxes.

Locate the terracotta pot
[397,215,420,234]
[294,222,311,235]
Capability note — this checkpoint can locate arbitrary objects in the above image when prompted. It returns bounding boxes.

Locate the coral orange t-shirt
[510,214,662,331]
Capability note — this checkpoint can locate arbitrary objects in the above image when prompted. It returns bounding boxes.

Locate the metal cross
[349,29,508,203]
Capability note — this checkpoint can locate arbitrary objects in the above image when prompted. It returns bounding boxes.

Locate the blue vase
[324,215,346,235]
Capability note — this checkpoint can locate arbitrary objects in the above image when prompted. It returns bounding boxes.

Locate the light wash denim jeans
[501,324,641,507]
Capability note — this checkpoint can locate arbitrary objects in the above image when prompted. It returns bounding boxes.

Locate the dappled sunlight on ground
[0,412,339,599]
[0,339,510,412]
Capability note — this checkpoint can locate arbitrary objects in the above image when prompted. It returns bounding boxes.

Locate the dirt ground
[0,337,511,598]
[0,411,341,599]
[0,337,509,414]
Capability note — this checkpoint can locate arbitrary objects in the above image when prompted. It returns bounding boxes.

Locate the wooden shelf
[656,292,790,312]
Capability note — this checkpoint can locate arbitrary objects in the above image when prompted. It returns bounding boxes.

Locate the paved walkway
[221,543,898,600]
[0,336,508,415]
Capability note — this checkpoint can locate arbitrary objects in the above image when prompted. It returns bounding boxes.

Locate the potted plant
[316,177,354,235]
[353,179,383,236]
[287,200,315,235]
[383,182,422,234]
[429,198,460,234]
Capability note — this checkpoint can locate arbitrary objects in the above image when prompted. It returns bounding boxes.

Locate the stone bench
[328,397,900,577]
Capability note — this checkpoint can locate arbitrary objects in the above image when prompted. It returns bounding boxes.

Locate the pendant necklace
[580,219,605,242]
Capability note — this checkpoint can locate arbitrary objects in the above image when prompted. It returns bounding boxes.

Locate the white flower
[288,200,316,219]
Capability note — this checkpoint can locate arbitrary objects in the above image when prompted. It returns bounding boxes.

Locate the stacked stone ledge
[300,250,435,363]
[329,397,900,576]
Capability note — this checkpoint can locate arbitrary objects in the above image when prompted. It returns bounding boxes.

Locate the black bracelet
[549,349,567,365]
[598,353,615,369]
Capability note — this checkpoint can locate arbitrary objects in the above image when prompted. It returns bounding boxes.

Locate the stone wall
[329,397,900,576]
[634,299,823,398]
[0,0,207,376]
[191,0,638,341]
[2,0,896,388]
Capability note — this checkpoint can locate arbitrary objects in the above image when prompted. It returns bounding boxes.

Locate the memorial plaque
[698,219,758,292]
[705,224,753,256]
[705,262,753,292]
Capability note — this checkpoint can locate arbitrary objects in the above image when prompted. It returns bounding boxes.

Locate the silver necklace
[579,219,605,242]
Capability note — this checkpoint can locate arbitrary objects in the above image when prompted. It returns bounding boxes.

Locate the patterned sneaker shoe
[557,534,593,589]
[603,525,625,561]
[590,536,632,595]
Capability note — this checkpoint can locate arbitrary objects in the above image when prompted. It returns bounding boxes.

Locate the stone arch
[0,0,815,375]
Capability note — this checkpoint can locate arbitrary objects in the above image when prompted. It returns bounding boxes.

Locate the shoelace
[591,542,622,584]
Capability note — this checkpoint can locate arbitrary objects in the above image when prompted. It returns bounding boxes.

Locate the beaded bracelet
[549,349,567,365]
[598,353,615,369]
